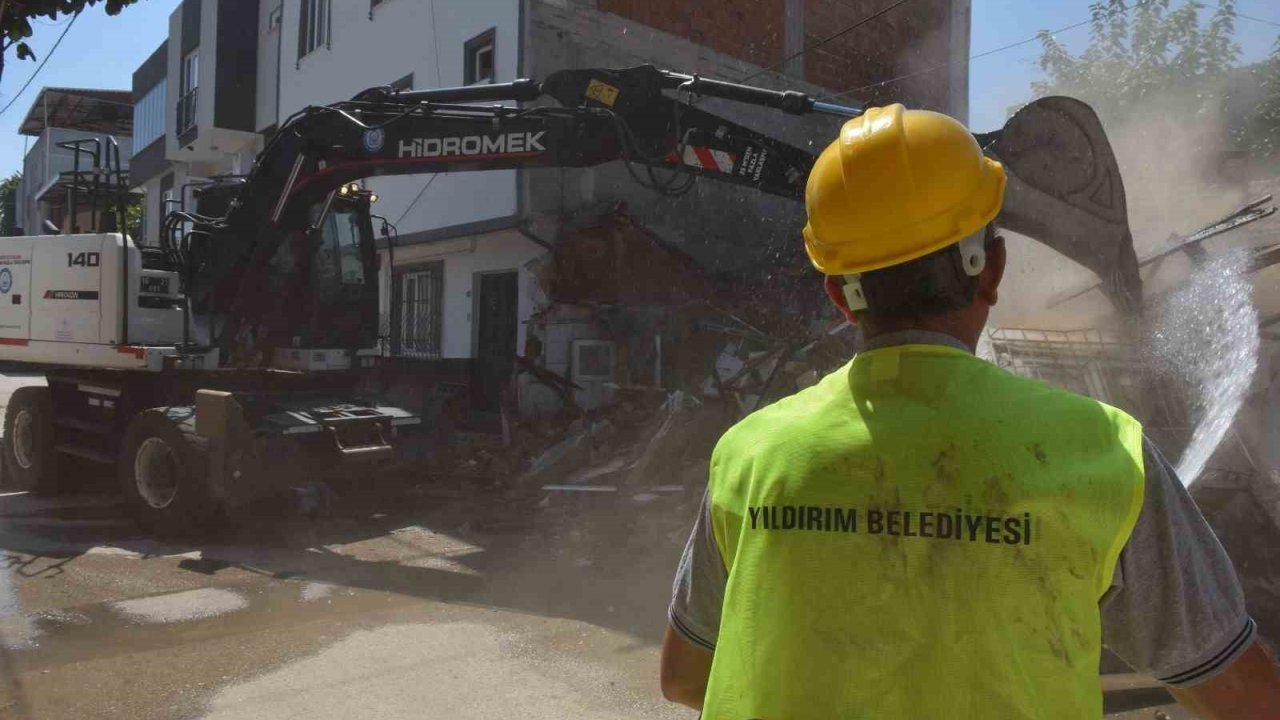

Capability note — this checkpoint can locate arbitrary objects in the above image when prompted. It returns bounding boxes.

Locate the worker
[659,105,1280,718]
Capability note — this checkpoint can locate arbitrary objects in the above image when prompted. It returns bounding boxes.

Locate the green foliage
[0,172,21,237]
[1033,0,1241,124]
[1,1,139,79]
[1243,38,1280,157]
[124,195,142,239]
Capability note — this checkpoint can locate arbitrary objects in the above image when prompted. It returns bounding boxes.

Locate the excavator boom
[171,65,1141,360]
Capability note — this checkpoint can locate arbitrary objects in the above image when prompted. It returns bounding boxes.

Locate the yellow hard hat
[802,104,1006,276]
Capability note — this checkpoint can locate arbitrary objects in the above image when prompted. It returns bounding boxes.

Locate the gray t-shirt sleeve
[668,488,726,651]
[1100,437,1256,687]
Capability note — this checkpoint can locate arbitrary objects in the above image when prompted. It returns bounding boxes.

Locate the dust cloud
[989,82,1272,486]
[991,88,1252,332]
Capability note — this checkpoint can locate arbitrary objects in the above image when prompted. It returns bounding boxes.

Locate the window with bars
[298,0,330,60]
[394,262,444,358]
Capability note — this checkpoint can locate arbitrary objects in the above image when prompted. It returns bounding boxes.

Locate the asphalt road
[0,368,1189,719]
[0,483,698,719]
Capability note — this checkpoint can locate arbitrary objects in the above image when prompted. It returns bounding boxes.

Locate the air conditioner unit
[571,339,615,410]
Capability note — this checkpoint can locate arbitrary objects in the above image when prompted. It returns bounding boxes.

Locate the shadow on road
[0,477,696,647]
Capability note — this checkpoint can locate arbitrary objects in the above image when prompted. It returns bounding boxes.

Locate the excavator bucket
[976,97,1142,313]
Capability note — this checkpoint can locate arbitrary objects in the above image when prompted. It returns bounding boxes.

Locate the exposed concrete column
[783,0,805,79]
[948,0,971,123]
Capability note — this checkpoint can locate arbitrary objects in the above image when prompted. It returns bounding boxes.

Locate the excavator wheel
[119,407,222,536]
[3,386,61,494]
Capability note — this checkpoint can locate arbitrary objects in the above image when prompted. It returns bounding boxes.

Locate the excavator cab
[185,182,382,362]
[237,195,381,359]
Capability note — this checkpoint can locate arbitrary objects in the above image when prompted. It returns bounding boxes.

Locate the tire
[3,386,60,494]
[119,407,221,535]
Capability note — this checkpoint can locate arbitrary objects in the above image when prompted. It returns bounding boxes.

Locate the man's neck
[861,315,980,353]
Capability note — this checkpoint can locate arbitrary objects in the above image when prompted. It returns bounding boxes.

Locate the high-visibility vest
[703,344,1145,719]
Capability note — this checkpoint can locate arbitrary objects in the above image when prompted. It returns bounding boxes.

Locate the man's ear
[824,275,859,324]
[977,235,1007,306]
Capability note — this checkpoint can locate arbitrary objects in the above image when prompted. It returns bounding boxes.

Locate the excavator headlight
[369,193,378,204]
[338,184,351,196]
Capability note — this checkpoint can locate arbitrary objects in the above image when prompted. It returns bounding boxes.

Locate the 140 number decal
[67,252,100,268]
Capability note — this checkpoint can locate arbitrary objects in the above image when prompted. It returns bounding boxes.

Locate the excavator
[0,65,1140,532]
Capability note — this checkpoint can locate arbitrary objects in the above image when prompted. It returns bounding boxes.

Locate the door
[475,271,518,411]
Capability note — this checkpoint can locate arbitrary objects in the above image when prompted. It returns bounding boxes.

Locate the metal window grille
[394,262,443,358]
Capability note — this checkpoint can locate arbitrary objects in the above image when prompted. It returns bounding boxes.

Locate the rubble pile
[487,208,858,501]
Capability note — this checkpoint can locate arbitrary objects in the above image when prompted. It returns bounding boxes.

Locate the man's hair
[847,225,996,324]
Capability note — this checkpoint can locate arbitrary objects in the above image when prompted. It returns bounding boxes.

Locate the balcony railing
[176,89,198,136]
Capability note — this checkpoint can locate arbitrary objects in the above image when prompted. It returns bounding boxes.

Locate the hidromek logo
[398,132,547,159]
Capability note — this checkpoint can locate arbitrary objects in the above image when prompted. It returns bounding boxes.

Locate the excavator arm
[173,65,1141,359]
[178,66,852,354]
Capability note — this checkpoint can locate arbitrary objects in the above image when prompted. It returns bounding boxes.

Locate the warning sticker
[585,79,621,107]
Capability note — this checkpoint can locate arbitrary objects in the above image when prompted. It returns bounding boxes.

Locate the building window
[182,50,199,94]
[464,29,496,85]
[389,73,413,92]
[132,81,166,149]
[394,262,444,358]
[177,50,198,133]
[298,0,330,60]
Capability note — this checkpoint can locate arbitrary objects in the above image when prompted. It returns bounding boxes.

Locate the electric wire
[819,2,1145,101]
[0,11,80,117]
[393,0,448,225]
[1239,13,1280,30]
[742,0,911,83]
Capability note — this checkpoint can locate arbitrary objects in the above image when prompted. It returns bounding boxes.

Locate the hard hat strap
[958,230,987,277]
[841,275,868,311]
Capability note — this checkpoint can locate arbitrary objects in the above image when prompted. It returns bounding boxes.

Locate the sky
[0,0,181,178]
[967,0,1280,131]
[0,0,1276,175]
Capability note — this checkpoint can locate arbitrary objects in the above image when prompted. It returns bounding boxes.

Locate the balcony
[176,88,198,145]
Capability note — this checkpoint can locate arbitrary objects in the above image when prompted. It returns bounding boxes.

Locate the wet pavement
[0,479,698,719]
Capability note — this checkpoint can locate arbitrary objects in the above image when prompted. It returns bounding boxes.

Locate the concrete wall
[596,0,787,72]
[379,229,546,359]
[799,0,959,109]
[594,0,965,111]
[524,1,843,278]
[276,0,522,239]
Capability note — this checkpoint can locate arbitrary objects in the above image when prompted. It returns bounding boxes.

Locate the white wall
[276,0,521,238]
[139,176,162,245]
[381,229,545,359]
[164,8,180,159]
[257,1,282,132]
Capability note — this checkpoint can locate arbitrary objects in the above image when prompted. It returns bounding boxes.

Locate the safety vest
[702,344,1145,719]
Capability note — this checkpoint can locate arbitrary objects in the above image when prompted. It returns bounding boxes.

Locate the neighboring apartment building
[130,0,260,250]
[129,0,969,399]
[16,87,134,236]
